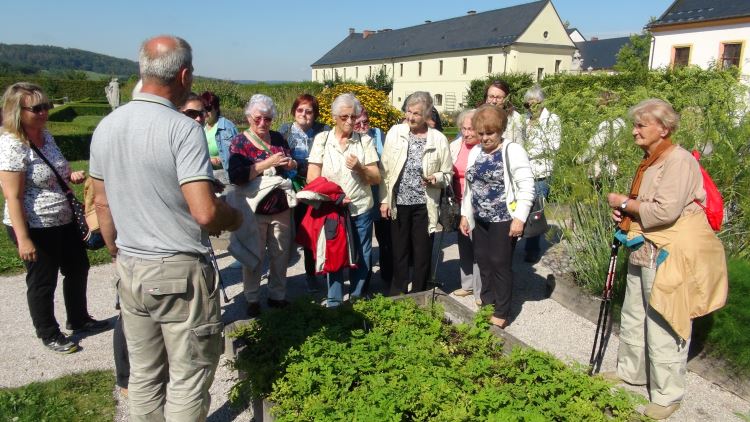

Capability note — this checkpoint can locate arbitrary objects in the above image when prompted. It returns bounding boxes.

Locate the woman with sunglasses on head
[201,91,238,185]
[520,85,560,263]
[380,91,452,296]
[307,93,380,307]
[278,94,330,293]
[0,82,107,354]
[483,79,523,143]
[228,94,296,318]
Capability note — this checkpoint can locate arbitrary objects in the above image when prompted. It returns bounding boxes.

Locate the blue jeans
[524,178,550,255]
[327,211,373,307]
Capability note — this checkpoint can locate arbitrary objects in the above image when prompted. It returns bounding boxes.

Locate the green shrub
[0,77,108,101]
[230,296,646,421]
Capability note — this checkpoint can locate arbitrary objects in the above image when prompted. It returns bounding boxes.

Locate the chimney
[363,30,375,39]
[349,28,355,35]
[591,37,599,41]
[467,10,476,15]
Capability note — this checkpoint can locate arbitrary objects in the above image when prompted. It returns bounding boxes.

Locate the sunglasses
[337,114,357,121]
[252,115,273,124]
[183,109,206,119]
[22,103,52,113]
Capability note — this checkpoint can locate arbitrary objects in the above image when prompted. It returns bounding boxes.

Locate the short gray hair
[629,98,680,133]
[405,91,433,118]
[523,85,545,103]
[244,94,277,119]
[138,35,192,85]
[331,93,362,116]
[456,109,476,128]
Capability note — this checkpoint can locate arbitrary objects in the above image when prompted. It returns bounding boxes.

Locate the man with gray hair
[90,35,242,421]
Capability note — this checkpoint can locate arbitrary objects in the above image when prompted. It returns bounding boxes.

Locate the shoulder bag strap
[503,141,517,200]
[29,142,73,195]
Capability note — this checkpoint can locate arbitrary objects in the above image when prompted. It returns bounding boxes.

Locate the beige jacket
[379,123,452,233]
[628,213,728,340]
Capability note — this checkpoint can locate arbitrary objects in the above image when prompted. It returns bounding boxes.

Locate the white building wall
[650,23,750,79]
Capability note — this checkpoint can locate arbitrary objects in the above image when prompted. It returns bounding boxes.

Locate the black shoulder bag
[29,143,90,241]
[504,143,549,238]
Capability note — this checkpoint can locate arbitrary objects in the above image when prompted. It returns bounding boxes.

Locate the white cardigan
[461,141,535,231]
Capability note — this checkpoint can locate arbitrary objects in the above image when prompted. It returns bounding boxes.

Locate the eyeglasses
[183,109,206,119]
[337,114,357,121]
[22,103,52,113]
[296,108,314,115]
[252,115,273,125]
[487,95,505,101]
[354,119,370,126]
[524,101,541,109]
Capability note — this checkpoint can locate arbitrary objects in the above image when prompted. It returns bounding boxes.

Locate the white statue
[571,50,582,73]
[105,78,120,110]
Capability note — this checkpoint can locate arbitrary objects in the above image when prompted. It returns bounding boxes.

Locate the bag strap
[503,141,517,199]
[29,141,74,196]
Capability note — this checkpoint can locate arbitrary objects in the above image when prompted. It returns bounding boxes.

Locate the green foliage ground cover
[231,296,645,421]
[0,370,115,421]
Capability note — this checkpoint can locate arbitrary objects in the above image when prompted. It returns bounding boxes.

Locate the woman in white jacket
[459,105,535,329]
[380,91,452,295]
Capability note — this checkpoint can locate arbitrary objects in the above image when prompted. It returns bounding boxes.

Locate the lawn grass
[695,258,750,376]
[0,370,115,421]
[0,160,110,276]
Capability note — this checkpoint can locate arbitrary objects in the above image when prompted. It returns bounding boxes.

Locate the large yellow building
[311,0,575,112]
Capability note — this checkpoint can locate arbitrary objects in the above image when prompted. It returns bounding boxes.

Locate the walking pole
[207,242,231,303]
[428,228,446,305]
[588,235,621,375]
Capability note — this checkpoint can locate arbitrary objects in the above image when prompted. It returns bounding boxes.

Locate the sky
[0,0,672,81]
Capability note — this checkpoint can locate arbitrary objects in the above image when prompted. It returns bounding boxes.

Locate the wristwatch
[620,199,629,210]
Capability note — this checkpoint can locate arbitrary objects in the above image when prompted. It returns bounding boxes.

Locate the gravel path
[0,230,747,421]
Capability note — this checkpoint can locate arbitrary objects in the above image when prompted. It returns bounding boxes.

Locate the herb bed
[228,293,646,421]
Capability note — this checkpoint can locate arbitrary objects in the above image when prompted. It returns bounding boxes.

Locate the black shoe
[267,298,290,309]
[524,252,540,263]
[43,332,78,354]
[66,317,110,333]
[247,302,261,318]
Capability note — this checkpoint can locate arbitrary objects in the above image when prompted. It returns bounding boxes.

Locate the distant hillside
[0,43,138,77]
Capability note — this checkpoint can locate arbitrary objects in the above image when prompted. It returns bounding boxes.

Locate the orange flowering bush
[317,83,402,131]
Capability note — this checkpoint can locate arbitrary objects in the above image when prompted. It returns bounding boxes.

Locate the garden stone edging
[547,270,750,402]
[222,289,530,422]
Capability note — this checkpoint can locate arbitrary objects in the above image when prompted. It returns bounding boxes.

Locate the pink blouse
[452,141,474,202]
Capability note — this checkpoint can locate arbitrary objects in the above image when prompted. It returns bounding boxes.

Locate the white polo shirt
[308,130,379,216]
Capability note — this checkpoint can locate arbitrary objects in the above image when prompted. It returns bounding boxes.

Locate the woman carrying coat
[459,105,535,329]
[380,91,452,296]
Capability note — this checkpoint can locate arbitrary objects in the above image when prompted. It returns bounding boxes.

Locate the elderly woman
[450,109,481,304]
[605,99,727,420]
[228,94,296,317]
[380,91,452,296]
[459,105,535,329]
[279,94,330,292]
[0,83,107,353]
[201,91,238,184]
[521,85,560,263]
[483,80,523,143]
[308,93,380,306]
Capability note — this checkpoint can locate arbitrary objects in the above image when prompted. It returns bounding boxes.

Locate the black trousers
[473,220,516,319]
[294,203,316,277]
[389,204,431,295]
[113,312,130,388]
[373,216,393,283]
[6,223,90,339]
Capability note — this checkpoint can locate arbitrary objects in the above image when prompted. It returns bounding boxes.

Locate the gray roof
[313,0,548,66]
[649,0,750,28]
[575,36,632,70]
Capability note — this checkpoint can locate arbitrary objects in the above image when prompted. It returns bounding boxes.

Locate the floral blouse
[0,130,73,228]
[466,148,511,223]
[396,133,427,206]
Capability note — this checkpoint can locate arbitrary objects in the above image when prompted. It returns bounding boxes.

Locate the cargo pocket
[142,278,190,322]
[190,321,224,367]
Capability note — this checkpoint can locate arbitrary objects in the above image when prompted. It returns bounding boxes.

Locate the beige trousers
[117,253,223,422]
[617,263,690,406]
[243,209,291,303]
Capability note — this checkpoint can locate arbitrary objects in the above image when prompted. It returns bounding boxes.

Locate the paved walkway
[0,230,747,421]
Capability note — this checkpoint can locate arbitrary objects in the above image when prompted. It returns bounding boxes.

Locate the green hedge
[0,77,108,101]
[48,103,111,122]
